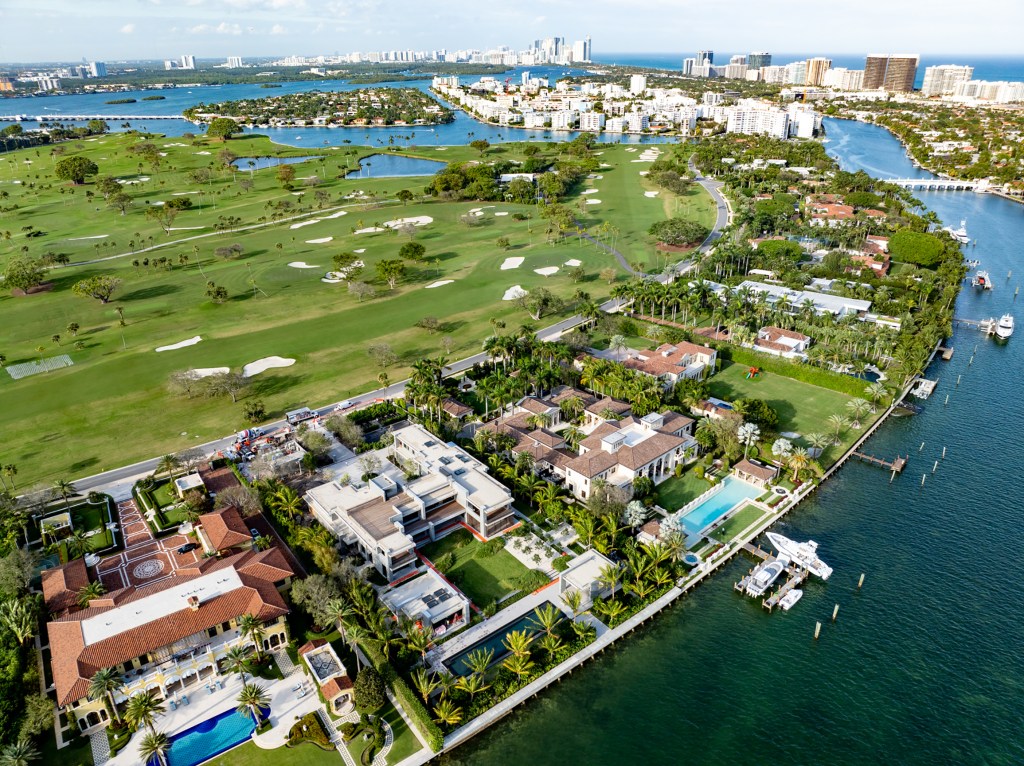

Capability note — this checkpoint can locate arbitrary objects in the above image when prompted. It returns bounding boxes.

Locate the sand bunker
[69,235,108,240]
[155,336,202,353]
[323,210,348,219]
[639,171,649,176]
[494,211,509,216]
[167,226,205,231]
[189,367,229,378]
[383,216,433,228]
[353,249,366,254]
[582,188,600,195]
[503,285,528,301]
[194,151,211,155]
[306,237,334,244]
[564,259,582,267]
[644,191,660,197]
[534,267,559,276]
[288,262,320,269]
[355,227,385,234]
[425,280,454,289]
[500,257,524,270]
[290,219,321,230]
[242,356,295,377]
[172,191,200,195]
[625,148,637,153]
[585,199,601,205]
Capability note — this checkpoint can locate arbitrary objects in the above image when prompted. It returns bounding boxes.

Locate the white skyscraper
[682,58,696,75]
[227,56,244,68]
[180,55,196,70]
[629,74,647,95]
[921,65,974,97]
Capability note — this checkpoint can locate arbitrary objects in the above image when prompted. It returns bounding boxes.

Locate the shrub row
[718,345,871,397]
[361,641,444,752]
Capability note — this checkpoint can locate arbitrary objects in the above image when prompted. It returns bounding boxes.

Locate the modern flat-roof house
[558,549,616,610]
[44,548,293,733]
[621,342,718,387]
[305,424,514,582]
[484,389,697,502]
[380,568,470,635]
[753,326,812,359]
[736,281,872,318]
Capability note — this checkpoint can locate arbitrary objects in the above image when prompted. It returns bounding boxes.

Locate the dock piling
[919,442,925,452]
[942,446,947,459]
[932,460,938,474]
[921,474,927,486]
[814,622,821,640]
[944,394,949,406]
[858,573,865,589]
[956,375,961,387]
[832,604,839,622]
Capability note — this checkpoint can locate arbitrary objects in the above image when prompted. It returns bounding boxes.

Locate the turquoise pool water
[679,477,762,535]
[166,707,257,766]
[445,609,548,677]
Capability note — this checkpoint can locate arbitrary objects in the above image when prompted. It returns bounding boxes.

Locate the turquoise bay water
[442,121,1024,765]
[680,476,762,535]
[166,707,255,766]
[356,153,446,178]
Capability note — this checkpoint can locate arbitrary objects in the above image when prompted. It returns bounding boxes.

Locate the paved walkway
[95,526,200,592]
[331,707,393,766]
[116,498,151,547]
[89,730,110,765]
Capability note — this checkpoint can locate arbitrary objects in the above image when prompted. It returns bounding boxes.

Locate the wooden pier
[763,569,809,612]
[954,317,998,336]
[910,378,938,399]
[851,452,907,472]
[938,346,954,360]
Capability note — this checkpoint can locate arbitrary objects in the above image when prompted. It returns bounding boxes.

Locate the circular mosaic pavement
[132,559,166,579]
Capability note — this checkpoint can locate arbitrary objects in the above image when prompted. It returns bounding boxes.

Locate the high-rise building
[863,54,919,92]
[226,56,244,68]
[682,57,696,75]
[697,49,714,65]
[784,61,808,85]
[729,54,747,66]
[748,52,772,70]
[822,68,865,90]
[629,74,647,94]
[180,54,196,70]
[805,57,832,86]
[87,61,106,77]
[921,64,974,96]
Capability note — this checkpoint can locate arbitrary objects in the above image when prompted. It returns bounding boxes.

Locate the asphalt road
[689,156,731,252]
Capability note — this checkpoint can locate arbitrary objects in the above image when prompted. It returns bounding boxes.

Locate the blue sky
[1,0,1022,63]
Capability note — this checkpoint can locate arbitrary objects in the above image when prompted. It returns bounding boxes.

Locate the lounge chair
[181,695,189,705]
[169,700,177,710]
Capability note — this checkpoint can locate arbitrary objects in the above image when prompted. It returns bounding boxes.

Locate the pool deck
[103,650,322,765]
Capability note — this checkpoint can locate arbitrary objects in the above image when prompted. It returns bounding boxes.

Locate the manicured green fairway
[418,528,529,607]
[0,135,714,487]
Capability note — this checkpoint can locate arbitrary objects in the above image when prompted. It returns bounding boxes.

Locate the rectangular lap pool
[679,476,762,536]
[444,609,548,677]
[167,707,255,766]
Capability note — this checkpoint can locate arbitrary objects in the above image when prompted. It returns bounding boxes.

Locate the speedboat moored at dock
[766,532,833,580]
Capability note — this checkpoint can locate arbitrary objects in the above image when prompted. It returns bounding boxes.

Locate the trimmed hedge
[361,641,444,752]
[719,345,870,397]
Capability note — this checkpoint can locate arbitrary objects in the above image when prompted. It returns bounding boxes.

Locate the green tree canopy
[3,257,46,293]
[54,156,99,185]
[398,241,426,261]
[648,218,709,247]
[206,117,240,141]
[889,229,944,268]
[72,276,121,303]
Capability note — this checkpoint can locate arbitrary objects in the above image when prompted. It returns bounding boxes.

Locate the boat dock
[954,317,999,336]
[938,346,954,360]
[851,452,907,472]
[762,569,809,612]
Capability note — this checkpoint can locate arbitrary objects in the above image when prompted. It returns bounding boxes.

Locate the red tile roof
[298,638,327,656]
[199,505,252,552]
[735,459,778,482]
[321,675,353,699]
[41,558,91,617]
[198,464,242,494]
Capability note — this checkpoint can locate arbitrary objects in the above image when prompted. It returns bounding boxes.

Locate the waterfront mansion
[483,387,699,501]
[43,546,293,733]
[304,424,514,582]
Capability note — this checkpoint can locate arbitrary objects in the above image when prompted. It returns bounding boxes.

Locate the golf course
[0,129,715,488]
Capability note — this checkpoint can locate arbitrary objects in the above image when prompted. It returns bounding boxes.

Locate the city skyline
[1,0,1023,62]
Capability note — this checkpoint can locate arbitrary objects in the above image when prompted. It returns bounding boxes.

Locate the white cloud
[270,23,288,35]
[189,21,243,35]
[119,23,135,34]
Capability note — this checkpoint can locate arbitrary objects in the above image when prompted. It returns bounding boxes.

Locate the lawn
[711,503,767,543]
[418,528,529,607]
[207,740,340,766]
[381,703,423,765]
[38,731,93,766]
[653,469,713,512]
[708,361,867,461]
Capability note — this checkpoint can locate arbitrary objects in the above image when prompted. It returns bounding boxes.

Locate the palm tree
[560,589,583,619]
[53,478,76,509]
[530,603,561,638]
[138,731,170,766]
[432,699,463,726]
[463,648,494,677]
[788,447,810,483]
[410,667,438,704]
[804,432,831,459]
[826,413,850,445]
[594,598,627,625]
[845,398,871,426]
[155,454,180,482]
[236,682,269,724]
[501,653,535,679]
[125,690,166,735]
[454,673,489,699]
[502,630,534,659]
[0,740,39,766]
[267,486,304,519]
[0,599,36,646]
[77,580,106,608]
[88,667,124,725]
[237,614,266,662]
[62,529,91,561]
[539,632,564,657]
[405,626,433,661]
[221,645,251,683]
[867,381,889,409]
[737,422,760,459]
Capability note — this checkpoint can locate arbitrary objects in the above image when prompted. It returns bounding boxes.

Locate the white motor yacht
[779,589,803,611]
[995,314,1014,340]
[744,558,787,597]
[766,532,833,580]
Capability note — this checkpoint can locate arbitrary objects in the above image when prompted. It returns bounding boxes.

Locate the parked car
[250,528,260,539]
[335,400,354,412]
[176,542,199,554]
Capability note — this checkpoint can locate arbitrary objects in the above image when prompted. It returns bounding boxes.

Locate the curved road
[689,156,731,252]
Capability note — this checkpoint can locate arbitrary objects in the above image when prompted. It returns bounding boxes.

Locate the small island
[104,97,137,104]
[184,86,455,128]
[141,94,166,100]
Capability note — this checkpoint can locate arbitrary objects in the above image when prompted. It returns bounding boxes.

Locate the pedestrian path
[89,730,110,765]
[330,708,393,766]
[116,499,152,547]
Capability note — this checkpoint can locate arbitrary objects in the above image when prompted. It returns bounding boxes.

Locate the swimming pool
[444,609,549,677]
[166,707,257,766]
[678,476,762,536]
